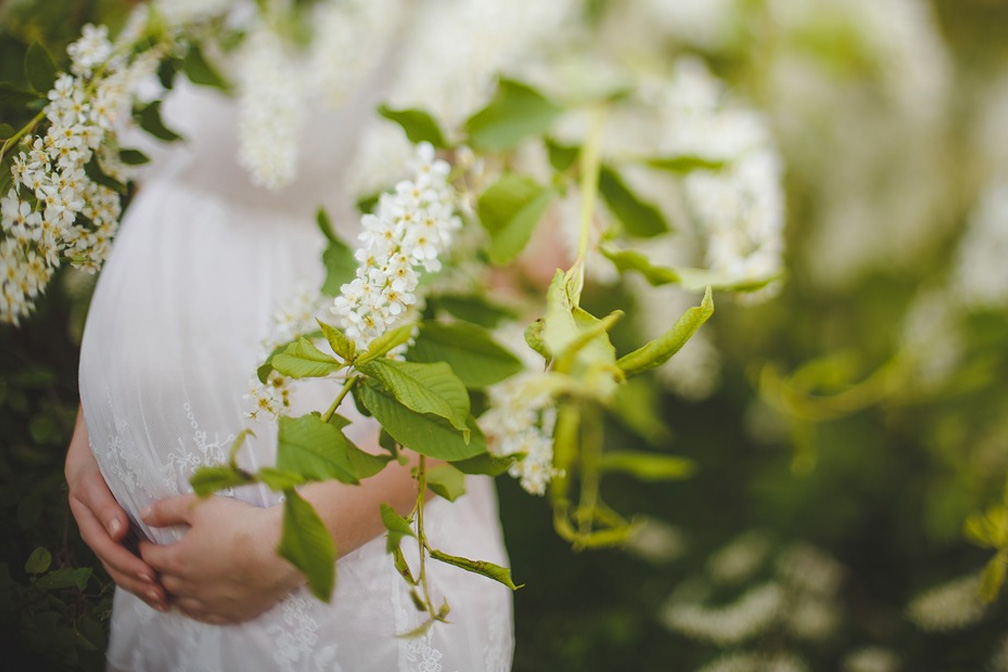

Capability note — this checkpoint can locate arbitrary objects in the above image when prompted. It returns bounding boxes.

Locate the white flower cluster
[1,25,160,324]
[649,59,785,302]
[244,284,327,422]
[332,143,460,350]
[235,26,304,190]
[244,370,292,422]
[952,177,1008,310]
[841,647,901,672]
[479,373,561,496]
[696,651,808,672]
[663,534,845,655]
[905,572,987,632]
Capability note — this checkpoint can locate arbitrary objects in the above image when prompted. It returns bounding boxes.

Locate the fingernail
[107,518,121,535]
[140,507,152,520]
[139,573,154,584]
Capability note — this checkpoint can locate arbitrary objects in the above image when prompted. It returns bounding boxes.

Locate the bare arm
[65,406,168,612]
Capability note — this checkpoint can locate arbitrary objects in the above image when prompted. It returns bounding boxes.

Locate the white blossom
[331,143,460,351]
[479,372,562,496]
[235,26,304,190]
[905,573,987,632]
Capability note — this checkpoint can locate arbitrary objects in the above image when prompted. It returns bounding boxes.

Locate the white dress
[77,73,514,671]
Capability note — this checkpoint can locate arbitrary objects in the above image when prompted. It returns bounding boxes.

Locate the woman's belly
[78,178,332,543]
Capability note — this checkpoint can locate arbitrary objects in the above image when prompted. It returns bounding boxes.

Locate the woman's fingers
[141,493,199,528]
[171,596,233,626]
[68,486,159,585]
[73,469,129,541]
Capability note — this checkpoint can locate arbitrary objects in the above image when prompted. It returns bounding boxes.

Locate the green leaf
[182,43,230,90]
[24,43,57,94]
[24,547,51,575]
[137,101,184,142]
[599,165,668,237]
[0,83,43,109]
[356,323,416,364]
[407,321,523,388]
[344,443,392,479]
[276,414,360,484]
[84,157,127,195]
[964,506,1008,549]
[321,240,357,297]
[119,148,151,165]
[478,174,554,265]
[255,467,307,491]
[271,337,343,378]
[35,567,92,591]
[190,465,254,496]
[601,243,777,292]
[541,270,580,359]
[617,287,714,377]
[378,105,448,148]
[426,464,466,502]
[357,383,486,460]
[610,378,674,446]
[553,308,622,375]
[316,207,338,244]
[979,551,1008,603]
[357,359,470,432]
[429,549,523,590]
[392,546,417,585]
[524,319,549,360]
[466,78,563,151]
[450,451,517,476]
[380,502,415,554]
[647,155,727,173]
[598,451,696,481]
[277,489,336,601]
[430,294,517,328]
[317,319,355,363]
[545,138,579,172]
[0,122,16,138]
[157,57,180,90]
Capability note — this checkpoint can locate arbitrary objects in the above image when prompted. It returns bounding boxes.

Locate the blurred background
[2,0,1008,670]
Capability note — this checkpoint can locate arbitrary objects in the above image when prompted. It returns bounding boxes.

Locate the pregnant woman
[62,40,514,672]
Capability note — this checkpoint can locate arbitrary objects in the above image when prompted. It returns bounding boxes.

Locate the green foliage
[617,287,714,377]
[277,489,336,601]
[465,78,562,150]
[356,359,470,432]
[23,43,57,94]
[429,548,523,590]
[181,43,230,91]
[407,321,523,388]
[136,100,184,142]
[276,413,360,484]
[318,209,357,296]
[426,464,466,502]
[379,503,415,554]
[356,382,486,461]
[597,451,696,481]
[598,166,668,237]
[378,105,449,148]
[477,173,555,265]
[271,337,343,378]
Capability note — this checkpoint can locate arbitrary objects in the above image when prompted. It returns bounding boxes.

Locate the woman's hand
[65,408,168,612]
[138,494,305,625]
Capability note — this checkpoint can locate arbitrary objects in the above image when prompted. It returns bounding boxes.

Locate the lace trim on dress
[267,592,340,672]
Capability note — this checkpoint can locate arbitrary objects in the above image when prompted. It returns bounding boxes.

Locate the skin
[66,406,428,625]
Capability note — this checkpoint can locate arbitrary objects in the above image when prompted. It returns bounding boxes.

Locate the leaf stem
[321,375,357,423]
[415,455,436,617]
[0,109,45,162]
[576,403,603,538]
[568,105,607,304]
